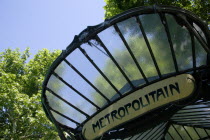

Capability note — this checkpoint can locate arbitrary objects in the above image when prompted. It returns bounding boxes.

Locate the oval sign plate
[82,74,195,140]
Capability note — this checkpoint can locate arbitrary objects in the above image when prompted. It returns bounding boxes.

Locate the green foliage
[0,48,61,139]
[104,0,210,22]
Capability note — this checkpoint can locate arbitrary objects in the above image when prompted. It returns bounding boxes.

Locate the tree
[104,0,210,23]
[0,48,61,139]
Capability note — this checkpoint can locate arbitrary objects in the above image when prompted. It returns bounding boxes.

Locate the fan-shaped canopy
[42,5,210,140]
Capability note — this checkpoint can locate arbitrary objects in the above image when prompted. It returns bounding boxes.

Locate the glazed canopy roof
[42,5,210,140]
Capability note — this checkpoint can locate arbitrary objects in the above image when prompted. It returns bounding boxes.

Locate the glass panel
[165,133,173,140]
[166,14,193,71]
[98,25,143,90]
[195,36,207,67]
[124,123,165,140]
[184,126,199,140]
[172,114,210,120]
[66,48,101,83]
[80,42,120,101]
[47,75,96,116]
[176,108,210,113]
[173,111,210,116]
[177,121,210,125]
[117,17,159,82]
[193,23,207,43]
[66,49,111,106]
[136,129,150,139]
[157,134,164,140]
[168,125,182,139]
[139,14,175,74]
[171,124,191,140]
[181,104,210,109]
[128,134,139,140]
[54,60,106,107]
[149,123,165,140]
[168,125,203,140]
[46,91,86,127]
[124,136,132,140]
[51,111,77,128]
[195,128,210,138]
[205,129,210,135]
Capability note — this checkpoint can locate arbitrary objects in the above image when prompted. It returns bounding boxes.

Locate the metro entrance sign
[42,5,210,140]
[83,74,195,140]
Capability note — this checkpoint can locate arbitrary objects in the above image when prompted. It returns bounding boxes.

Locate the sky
[0,0,106,58]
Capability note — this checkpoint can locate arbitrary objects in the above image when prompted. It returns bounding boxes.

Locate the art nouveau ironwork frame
[42,5,210,140]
